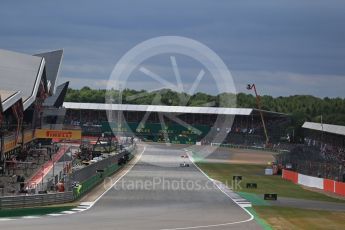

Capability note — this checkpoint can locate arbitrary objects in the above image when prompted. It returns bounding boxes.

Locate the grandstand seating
[277,123,345,182]
[63,108,290,146]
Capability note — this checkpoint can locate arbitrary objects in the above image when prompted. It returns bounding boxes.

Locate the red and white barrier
[282,169,298,184]
[282,169,345,196]
[323,179,335,193]
[335,181,345,196]
[298,173,324,190]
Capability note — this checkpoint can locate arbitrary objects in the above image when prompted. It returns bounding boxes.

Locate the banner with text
[35,129,82,140]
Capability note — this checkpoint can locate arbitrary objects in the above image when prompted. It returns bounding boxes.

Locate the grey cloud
[1,0,345,97]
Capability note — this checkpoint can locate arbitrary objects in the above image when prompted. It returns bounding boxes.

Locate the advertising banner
[35,129,81,140]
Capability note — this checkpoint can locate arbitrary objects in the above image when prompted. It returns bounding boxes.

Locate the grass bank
[196,162,343,203]
[0,205,75,218]
[254,206,345,230]
[196,161,345,230]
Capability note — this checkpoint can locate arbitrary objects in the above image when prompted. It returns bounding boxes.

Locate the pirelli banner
[35,129,82,140]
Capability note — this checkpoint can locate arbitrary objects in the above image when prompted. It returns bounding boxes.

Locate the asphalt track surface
[0,144,262,230]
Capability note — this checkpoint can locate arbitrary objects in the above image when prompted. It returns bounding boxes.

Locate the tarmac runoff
[0,144,262,230]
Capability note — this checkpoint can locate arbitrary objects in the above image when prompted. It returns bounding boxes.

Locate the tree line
[65,87,345,126]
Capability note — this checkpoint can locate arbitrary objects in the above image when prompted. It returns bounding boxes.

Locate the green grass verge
[194,158,345,229]
[238,192,270,206]
[196,162,344,203]
[0,206,75,218]
[254,206,345,230]
[246,207,272,230]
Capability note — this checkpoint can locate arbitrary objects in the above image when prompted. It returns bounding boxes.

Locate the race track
[0,144,261,230]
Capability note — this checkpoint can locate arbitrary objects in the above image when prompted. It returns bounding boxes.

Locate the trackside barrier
[73,146,137,200]
[335,182,345,196]
[0,192,74,210]
[298,173,323,190]
[323,179,335,193]
[210,143,281,153]
[282,169,298,184]
[282,169,345,197]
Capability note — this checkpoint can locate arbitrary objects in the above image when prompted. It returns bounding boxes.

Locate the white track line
[79,202,94,206]
[0,218,14,221]
[22,216,40,219]
[47,214,64,217]
[60,211,76,214]
[0,146,145,221]
[71,208,87,211]
[187,150,254,218]
[61,145,146,215]
[89,145,146,208]
[52,145,146,215]
[158,149,255,230]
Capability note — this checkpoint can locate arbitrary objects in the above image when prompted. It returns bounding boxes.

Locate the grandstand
[62,102,290,146]
[277,122,345,182]
[0,48,292,196]
[0,48,68,195]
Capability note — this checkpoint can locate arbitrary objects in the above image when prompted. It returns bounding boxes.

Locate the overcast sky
[1,0,345,98]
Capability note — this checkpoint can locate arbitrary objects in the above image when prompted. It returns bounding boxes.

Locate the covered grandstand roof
[0,90,22,112]
[34,49,63,94]
[0,49,45,110]
[302,122,345,136]
[63,102,285,116]
[0,48,63,112]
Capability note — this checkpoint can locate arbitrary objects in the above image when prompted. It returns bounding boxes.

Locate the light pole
[246,84,269,146]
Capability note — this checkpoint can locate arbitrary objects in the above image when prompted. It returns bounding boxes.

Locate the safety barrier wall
[72,153,122,183]
[323,179,335,193]
[0,192,74,210]
[282,169,345,196]
[72,145,134,183]
[298,173,324,189]
[335,181,345,196]
[282,169,298,184]
[73,145,137,200]
[210,143,282,153]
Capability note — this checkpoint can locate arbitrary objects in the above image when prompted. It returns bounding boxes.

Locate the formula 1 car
[180,162,190,167]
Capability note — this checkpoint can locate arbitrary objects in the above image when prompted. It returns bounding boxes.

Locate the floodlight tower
[246,84,269,146]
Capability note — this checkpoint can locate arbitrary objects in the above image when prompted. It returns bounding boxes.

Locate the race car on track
[180,162,190,167]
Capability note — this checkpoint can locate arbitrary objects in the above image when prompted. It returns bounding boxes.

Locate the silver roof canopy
[34,49,63,95]
[63,102,253,115]
[0,49,45,110]
[302,122,345,136]
[0,90,22,112]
